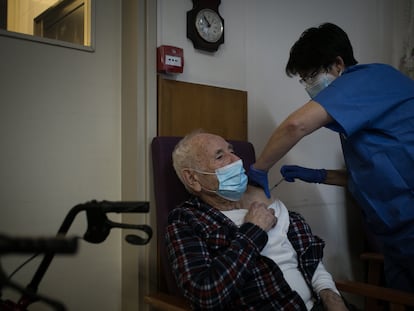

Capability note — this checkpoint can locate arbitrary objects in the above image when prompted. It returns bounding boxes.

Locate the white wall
[157,0,409,284]
[0,1,123,310]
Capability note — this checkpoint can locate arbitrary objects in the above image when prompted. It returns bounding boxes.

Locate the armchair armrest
[336,279,414,309]
[144,292,191,311]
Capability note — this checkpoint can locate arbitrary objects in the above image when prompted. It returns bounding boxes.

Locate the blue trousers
[384,254,414,293]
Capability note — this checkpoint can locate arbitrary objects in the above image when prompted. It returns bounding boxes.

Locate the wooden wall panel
[157,75,247,141]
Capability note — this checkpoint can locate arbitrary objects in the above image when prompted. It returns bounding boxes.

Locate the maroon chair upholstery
[150,136,256,297]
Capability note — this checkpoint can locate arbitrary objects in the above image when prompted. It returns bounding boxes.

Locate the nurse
[248,22,414,293]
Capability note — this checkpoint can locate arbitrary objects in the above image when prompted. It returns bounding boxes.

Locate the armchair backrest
[151,136,256,295]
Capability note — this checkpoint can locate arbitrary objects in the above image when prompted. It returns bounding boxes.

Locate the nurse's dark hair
[285,23,358,77]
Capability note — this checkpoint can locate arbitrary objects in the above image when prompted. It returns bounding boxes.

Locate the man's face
[192,133,241,190]
[195,133,240,170]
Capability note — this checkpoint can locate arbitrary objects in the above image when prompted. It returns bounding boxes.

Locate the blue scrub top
[314,63,414,257]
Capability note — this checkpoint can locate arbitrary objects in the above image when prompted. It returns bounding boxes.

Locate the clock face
[195,9,224,43]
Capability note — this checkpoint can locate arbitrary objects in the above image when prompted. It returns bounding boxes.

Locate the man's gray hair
[172,129,205,191]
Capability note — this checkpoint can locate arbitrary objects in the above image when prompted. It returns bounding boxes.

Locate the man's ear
[182,169,202,192]
[334,56,345,73]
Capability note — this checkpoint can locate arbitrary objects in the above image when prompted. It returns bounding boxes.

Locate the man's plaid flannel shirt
[165,196,326,310]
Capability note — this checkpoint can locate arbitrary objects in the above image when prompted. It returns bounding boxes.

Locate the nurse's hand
[280,165,327,183]
[247,165,271,198]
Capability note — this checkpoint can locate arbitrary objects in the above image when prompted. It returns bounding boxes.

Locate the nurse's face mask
[192,159,248,201]
[300,69,337,99]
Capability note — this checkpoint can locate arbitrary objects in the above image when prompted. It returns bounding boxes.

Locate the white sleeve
[311,262,340,295]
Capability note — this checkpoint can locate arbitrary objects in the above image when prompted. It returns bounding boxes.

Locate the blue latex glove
[247,164,271,198]
[280,165,327,183]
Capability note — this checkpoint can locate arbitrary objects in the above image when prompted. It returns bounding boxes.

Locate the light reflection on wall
[7,0,57,36]
[2,0,92,48]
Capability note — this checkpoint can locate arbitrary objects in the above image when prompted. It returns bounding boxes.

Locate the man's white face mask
[302,72,337,99]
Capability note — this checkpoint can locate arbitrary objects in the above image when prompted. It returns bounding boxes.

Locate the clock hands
[203,13,211,28]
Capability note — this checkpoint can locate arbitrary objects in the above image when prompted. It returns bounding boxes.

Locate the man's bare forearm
[319,289,348,311]
[319,289,349,311]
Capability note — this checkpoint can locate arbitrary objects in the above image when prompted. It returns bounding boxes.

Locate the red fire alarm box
[157,45,184,74]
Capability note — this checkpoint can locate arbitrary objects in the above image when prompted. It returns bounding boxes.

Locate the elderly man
[166,130,349,310]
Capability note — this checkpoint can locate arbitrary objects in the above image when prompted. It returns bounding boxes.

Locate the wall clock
[187,0,224,52]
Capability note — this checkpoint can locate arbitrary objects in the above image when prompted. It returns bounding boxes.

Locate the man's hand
[244,202,277,232]
[319,289,349,311]
[247,165,271,198]
[280,165,327,183]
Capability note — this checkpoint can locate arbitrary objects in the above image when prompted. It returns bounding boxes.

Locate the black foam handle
[0,234,78,254]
